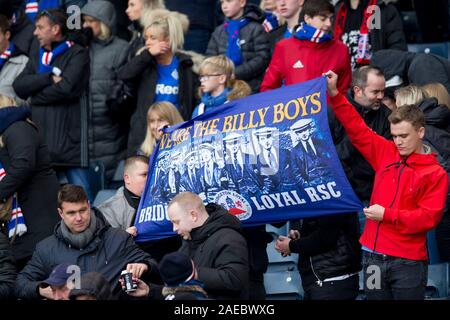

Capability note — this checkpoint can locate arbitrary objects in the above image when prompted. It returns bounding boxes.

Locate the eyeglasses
[199,74,223,81]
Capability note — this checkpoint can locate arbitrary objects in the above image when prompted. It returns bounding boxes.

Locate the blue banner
[135,77,363,242]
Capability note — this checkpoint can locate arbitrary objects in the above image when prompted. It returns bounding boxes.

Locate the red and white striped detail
[311,29,324,43]
[25,2,39,14]
[0,49,11,60]
[41,51,53,66]
[12,207,23,216]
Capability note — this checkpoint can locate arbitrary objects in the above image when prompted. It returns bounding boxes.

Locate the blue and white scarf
[0,42,14,72]
[224,18,250,66]
[0,164,27,239]
[294,23,332,43]
[38,41,73,74]
[25,0,59,23]
[262,11,280,32]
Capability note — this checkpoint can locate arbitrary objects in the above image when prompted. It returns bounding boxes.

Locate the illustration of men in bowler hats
[151,151,170,201]
[199,143,226,201]
[181,151,202,194]
[253,127,282,194]
[223,132,258,196]
[166,152,182,199]
[290,118,331,185]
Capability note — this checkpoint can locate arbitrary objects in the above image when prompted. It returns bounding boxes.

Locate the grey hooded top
[81,0,130,180]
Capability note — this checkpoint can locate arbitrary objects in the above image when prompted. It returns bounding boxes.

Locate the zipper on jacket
[309,257,323,287]
[373,160,407,252]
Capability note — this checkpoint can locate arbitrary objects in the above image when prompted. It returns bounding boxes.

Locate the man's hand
[52,75,62,83]
[363,204,385,222]
[148,41,170,56]
[126,226,137,237]
[322,70,339,97]
[119,278,150,297]
[275,236,291,257]
[126,263,148,279]
[38,286,54,299]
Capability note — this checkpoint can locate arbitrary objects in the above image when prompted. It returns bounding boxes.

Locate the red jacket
[330,93,448,261]
[260,37,351,94]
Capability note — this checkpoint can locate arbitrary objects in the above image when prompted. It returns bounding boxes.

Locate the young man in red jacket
[325,70,448,300]
[260,0,351,94]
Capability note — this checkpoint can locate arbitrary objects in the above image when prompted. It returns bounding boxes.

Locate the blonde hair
[199,55,235,88]
[0,94,17,147]
[98,21,111,40]
[260,0,286,26]
[142,0,166,9]
[198,55,252,100]
[395,85,428,108]
[227,80,252,101]
[140,101,184,156]
[143,9,186,53]
[422,83,450,109]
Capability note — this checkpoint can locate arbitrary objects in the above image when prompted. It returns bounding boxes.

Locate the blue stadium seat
[264,271,303,300]
[266,222,288,238]
[108,160,125,189]
[428,229,442,265]
[426,263,449,299]
[407,42,450,59]
[425,229,449,299]
[93,189,116,207]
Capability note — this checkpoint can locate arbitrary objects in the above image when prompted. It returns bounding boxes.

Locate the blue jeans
[362,251,428,300]
[56,167,93,203]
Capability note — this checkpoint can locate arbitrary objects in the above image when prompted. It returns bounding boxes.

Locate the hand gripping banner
[135,76,363,242]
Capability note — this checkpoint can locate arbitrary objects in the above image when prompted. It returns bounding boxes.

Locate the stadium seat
[93,189,116,207]
[426,229,449,299]
[407,42,450,59]
[264,271,303,300]
[428,229,442,265]
[108,160,125,189]
[426,263,449,299]
[266,222,288,238]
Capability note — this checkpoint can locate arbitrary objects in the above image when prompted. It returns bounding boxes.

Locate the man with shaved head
[167,192,249,299]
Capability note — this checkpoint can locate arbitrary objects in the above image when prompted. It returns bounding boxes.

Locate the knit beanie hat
[159,252,194,286]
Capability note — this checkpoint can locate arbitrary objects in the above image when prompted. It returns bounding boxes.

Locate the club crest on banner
[214,190,252,221]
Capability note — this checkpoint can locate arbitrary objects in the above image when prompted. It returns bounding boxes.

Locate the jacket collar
[0,106,30,134]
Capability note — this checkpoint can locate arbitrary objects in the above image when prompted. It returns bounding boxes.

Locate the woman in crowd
[81,1,130,182]
[118,9,198,156]
[126,0,166,60]
[139,101,183,157]
[422,83,450,109]
[0,94,59,271]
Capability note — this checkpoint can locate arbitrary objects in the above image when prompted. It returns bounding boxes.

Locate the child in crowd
[139,101,184,157]
[260,0,351,94]
[260,0,283,33]
[206,0,270,92]
[192,55,250,118]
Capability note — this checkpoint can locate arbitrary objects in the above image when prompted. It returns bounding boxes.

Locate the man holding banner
[325,70,448,300]
[134,71,364,299]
